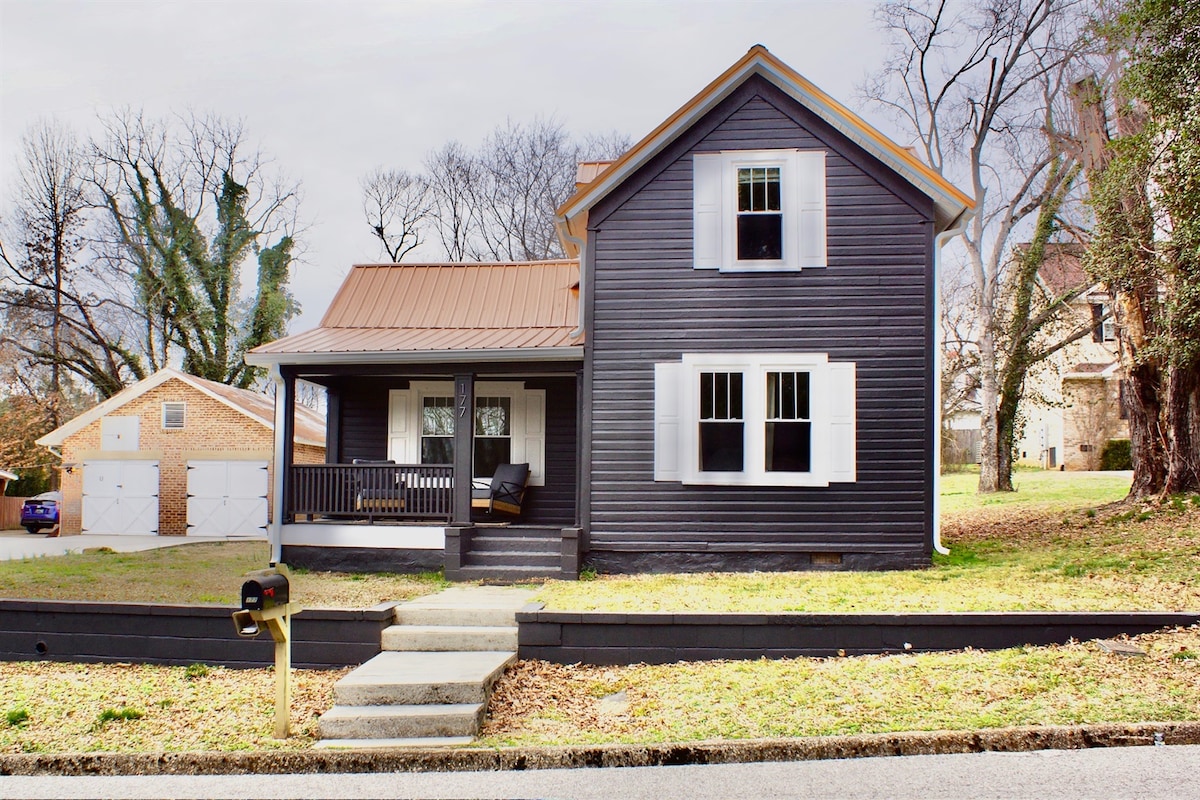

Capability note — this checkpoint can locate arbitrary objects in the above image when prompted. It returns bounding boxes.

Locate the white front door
[82,460,159,535]
[186,460,268,537]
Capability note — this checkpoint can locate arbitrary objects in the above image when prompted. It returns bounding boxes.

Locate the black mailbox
[241,572,290,611]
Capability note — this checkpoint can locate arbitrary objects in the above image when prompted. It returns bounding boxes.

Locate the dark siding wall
[331,375,577,526]
[585,76,936,571]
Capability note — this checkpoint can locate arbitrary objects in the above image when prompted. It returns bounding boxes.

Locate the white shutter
[387,389,412,463]
[795,151,827,269]
[522,389,546,487]
[692,153,723,269]
[654,362,684,481]
[827,361,856,482]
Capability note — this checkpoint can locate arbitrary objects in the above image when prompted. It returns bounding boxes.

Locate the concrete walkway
[0,529,261,561]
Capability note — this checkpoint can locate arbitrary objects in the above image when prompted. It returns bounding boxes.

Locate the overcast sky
[1,0,896,332]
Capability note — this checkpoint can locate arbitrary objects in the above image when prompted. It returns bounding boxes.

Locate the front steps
[447,525,580,582]
[317,585,537,749]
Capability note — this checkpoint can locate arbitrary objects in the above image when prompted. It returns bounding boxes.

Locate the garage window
[162,402,186,430]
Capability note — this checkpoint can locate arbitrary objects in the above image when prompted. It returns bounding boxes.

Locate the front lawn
[0,541,448,608]
[535,469,1200,612]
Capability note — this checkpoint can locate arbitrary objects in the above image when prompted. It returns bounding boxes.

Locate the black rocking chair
[471,462,530,516]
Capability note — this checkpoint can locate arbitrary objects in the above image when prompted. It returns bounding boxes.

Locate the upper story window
[693,149,827,273]
[1090,303,1117,343]
[162,402,186,430]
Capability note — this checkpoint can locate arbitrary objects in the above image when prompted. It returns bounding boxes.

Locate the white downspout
[268,363,287,565]
[932,210,974,556]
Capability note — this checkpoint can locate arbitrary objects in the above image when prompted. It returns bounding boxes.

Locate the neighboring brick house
[36,368,324,537]
[1016,244,1128,470]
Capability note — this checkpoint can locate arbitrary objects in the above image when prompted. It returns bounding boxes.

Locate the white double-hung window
[693,149,827,272]
[654,353,855,487]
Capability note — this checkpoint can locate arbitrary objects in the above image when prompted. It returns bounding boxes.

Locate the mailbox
[241,572,290,611]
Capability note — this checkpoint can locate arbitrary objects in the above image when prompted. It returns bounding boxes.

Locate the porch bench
[355,484,406,522]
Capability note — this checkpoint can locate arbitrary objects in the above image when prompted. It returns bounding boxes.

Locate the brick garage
[37,369,324,537]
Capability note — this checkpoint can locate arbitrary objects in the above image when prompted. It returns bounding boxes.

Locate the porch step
[392,585,542,626]
[332,650,515,706]
[470,534,559,554]
[464,550,561,569]
[381,624,518,652]
[318,702,484,740]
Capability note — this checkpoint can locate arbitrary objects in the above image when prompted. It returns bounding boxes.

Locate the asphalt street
[2,744,1197,799]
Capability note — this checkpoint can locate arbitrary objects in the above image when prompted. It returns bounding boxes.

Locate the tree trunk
[1165,362,1200,494]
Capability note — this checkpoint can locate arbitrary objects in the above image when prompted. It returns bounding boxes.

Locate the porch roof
[247,260,583,366]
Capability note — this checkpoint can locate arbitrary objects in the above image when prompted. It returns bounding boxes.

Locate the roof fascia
[558,45,973,231]
[245,346,586,368]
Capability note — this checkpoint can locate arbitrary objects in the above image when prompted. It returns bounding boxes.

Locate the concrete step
[454,564,568,582]
[332,650,515,706]
[381,624,518,652]
[464,550,561,568]
[316,736,476,750]
[392,585,539,627]
[318,702,484,740]
[470,534,560,554]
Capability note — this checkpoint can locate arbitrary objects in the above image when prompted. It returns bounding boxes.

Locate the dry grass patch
[0,661,348,753]
[0,541,447,608]
[481,627,1200,747]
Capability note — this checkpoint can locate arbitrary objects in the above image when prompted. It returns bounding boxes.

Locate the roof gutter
[245,345,585,368]
[932,207,975,557]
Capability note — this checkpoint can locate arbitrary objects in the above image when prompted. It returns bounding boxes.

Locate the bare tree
[361,167,429,261]
[411,121,632,263]
[423,141,478,261]
[0,120,145,401]
[867,0,1091,492]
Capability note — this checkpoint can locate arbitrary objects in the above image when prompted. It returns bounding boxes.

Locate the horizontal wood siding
[585,76,935,570]
[331,375,577,526]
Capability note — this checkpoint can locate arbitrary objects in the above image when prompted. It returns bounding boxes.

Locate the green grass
[536,469,1190,613]
[937,468,1131,514]
[0,541,449,608]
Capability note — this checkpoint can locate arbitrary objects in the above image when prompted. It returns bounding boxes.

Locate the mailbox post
[232,564,301,738]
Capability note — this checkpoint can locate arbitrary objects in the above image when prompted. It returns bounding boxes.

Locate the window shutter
[693,154,723,269]
[795,151,827,269]
[654,362,684,481]
[522,389,546,487]
[827,361,856,482]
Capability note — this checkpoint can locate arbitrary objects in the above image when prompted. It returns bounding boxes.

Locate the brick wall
[60,378,324,536]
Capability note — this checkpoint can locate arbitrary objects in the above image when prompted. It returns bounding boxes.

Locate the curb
[3,721,1199,776]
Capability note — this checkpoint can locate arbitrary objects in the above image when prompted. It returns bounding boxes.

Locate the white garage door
[82,460,159,535]
[187,460,268,537]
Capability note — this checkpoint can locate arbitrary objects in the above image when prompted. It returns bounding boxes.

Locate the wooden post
[452,373,474,525]
[266,606,293,739]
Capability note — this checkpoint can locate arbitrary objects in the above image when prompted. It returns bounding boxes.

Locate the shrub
[1100,439,1132,471]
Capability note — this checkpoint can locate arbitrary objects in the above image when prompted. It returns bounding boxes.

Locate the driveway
[0,529,261,562]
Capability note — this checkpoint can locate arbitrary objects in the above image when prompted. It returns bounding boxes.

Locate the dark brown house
[246,45,974,579]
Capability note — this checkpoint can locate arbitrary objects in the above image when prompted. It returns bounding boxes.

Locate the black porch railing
[288,463,454,523]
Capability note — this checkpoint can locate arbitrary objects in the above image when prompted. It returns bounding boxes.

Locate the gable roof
[1034,243,1092,297]
[36,368,326,448]
[557,45,974,250]
[246,260,583,366]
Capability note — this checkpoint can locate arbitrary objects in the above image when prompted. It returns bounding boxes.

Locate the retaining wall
[517,609,1200,664]
[0,600,393,669]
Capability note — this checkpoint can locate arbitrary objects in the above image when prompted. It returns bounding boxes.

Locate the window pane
[421,437,454,465]
[700,372,714,419]
[715,372,728,419]
[700,421,744,471]
[737,167,781,212]
[729,372,743,419]
[475,396,511,436]
[474,438,512,479]
[737,214,783,260]
[422,397,454,435]
[766,421,811,472]
[767,372,809,420]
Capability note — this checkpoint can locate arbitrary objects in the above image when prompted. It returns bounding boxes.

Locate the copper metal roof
[249,260,582,364]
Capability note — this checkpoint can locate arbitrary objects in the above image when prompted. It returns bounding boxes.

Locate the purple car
[20,490,61,534]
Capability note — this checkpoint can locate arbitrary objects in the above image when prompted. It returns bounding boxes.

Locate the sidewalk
[0,529,259,561]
